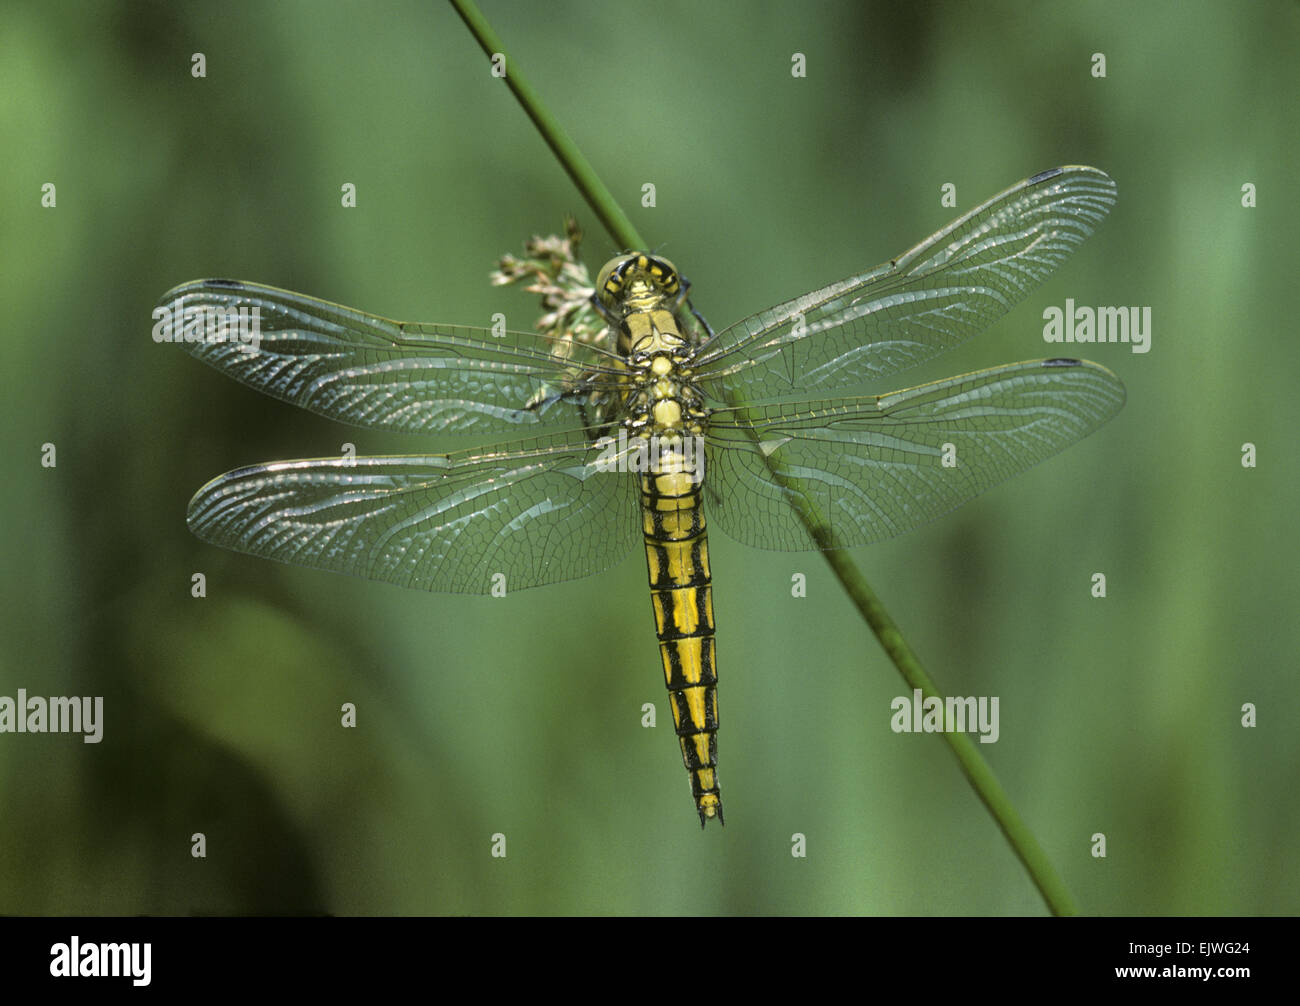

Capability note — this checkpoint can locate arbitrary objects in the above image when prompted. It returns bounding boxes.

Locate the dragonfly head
[594,253,681,317]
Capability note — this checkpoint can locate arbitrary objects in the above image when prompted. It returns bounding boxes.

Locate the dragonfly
[157,165,1125,827]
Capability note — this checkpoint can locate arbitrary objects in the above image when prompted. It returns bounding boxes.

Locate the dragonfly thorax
[623,348,708,437]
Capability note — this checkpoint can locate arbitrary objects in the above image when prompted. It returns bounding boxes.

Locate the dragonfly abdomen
[641,448,721,827]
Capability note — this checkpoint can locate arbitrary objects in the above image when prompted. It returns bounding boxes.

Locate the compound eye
[594,254,637,303]
[648,254,678,277]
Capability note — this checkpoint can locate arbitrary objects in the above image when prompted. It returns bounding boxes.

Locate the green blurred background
[3,0,1296,915]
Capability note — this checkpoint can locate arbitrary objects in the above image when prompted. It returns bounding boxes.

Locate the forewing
[157,279,625,435]
[704,359,1125,550]
[186,434,641,593]
[694,166,1116,402]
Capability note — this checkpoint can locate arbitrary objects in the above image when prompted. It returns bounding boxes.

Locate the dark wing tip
[1027,165,1113,188]
[1042,357,1083,367]
[158,277,249,305]
[1027,167,1065,185]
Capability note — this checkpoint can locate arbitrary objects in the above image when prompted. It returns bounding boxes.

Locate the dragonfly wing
[186,434,641,593]
[156,279,624,435]
[693,166,1116,401]
[704,358,1125,550]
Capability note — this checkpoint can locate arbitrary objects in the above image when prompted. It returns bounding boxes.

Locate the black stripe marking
[659,637,718,692]
[676,720,719,764]
[643,539,710,589]
[642,507,706,542]
[651,587,715,640]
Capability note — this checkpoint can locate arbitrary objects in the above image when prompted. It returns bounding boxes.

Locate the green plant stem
[450,0,1079,917]
[820,546,1079,916]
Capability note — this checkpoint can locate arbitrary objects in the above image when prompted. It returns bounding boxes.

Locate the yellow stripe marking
[659,646,675,689]
[683,684,709,730]
[664,540,692,582]
[675,637,703,685]
[645,546,662,584]
[673,589,700,635]
[651,593,667,633]
[691,732,710,765]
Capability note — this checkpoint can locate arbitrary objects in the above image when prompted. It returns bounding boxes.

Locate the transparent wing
[693,166,1116,402]
[156,279,627,436]
[703,358,1125,550]
[186,433,641,594]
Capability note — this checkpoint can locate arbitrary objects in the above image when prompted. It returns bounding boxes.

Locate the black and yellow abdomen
[595,251,722,827]
[641,445,721,826]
